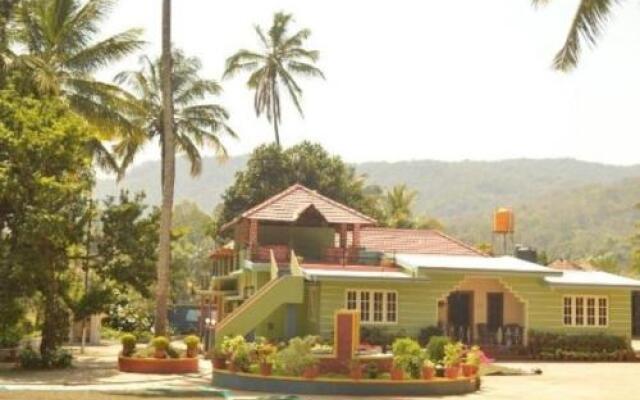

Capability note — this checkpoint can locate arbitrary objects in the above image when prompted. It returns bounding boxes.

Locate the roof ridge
[431,229,487,256]
[240,183,303,219]
[293,184,377,224]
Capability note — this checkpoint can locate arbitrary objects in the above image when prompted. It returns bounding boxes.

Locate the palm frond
[64,28,144,72]
[287,61,325,79]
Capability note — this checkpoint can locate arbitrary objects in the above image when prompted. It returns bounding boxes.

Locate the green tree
[534,0,615,71]
[0,93,94,355]
[224,11,324,146]
[9,0,144,171]
[587,252,620,273]
[383,185,417,228]
[115,49,236,178]
[219,142,381,229]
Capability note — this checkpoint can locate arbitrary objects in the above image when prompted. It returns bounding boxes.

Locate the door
[487,292,504,331]
[448,291,473,342]
[633,291,640,337]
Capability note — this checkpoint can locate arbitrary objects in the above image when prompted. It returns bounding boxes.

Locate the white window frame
[345,289,399,325]
[562,295,609,328]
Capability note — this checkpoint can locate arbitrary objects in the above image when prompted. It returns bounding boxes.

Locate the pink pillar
[248,219,258,253]
[353,224,361,249]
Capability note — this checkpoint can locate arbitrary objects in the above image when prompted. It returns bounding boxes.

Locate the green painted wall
[258,226,334,259]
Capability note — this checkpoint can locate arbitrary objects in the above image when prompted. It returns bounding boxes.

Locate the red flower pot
[445,366,460,379]
[259,362,273,376]
[422,366,435,380]
[154,349,167,359]
[390,367,404,381]
[462,364,478,377]
[302,365,319,380]
[213,356,227,370]
[350,365,363,380]
[186,349,198,358]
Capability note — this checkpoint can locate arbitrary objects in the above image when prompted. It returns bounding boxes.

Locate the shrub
[230,341,253,372]
[150,336,170,351]
[18,347,42,369]
[121,334,137,357]
[425,336,450,363]
[221,335,247,356]
[18,347,72,370]
[528,331,630,356]
[391,337,424,378]
[275,336,318,376]
[466,345,482,367]
[254,337,277,365]
[361,327,393,347]
[184,335,200,350]
[0,325,23,348]
[365,362,379,379]
[166,345,180,359]
[443,342,463,367]
[418,326,444,347]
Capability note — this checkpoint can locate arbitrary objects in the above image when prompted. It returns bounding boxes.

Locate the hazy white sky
[101,0,640,166]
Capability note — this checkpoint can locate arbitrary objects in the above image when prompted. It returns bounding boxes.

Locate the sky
[100,0,640,166]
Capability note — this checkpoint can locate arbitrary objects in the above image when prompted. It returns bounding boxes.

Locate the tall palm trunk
[155,0,175,336]
[271,83,280,147]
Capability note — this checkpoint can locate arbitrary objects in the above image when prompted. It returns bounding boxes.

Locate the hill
[96,157,640,262]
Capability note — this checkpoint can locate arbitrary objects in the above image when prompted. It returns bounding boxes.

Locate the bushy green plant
[425,336,451,363]
[18,347,42,369]
[150,336,170,351]
[466,345,482,367]
[365,362,379,379]
[166,345,180,359]
[18,347,72,370]
[184,335,200,350]
[120,334,137,357]
[443,342,463,367]
[230,341,253,372]
[418,326,444,347]
[528,331,630,355]
[221,335,247,356]
[391,337,424,378]
[0,325,23,348]
[275,336,318,376]
[254,337,277,365]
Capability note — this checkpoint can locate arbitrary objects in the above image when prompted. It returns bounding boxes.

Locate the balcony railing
[249,245,385,267]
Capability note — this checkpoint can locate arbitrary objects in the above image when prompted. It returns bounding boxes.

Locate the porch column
[339,223,347,248]
[248,219,258,254]
[353,224,361,248]
[284,304,298,339]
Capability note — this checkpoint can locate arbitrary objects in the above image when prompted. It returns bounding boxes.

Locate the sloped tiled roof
[221,184,376,231]
[359,227,485,256]
[548,259,596,271]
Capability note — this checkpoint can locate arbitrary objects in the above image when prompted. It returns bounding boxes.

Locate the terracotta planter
[462,364,478,377]
[213,356,227,369]
[350,364,362,380]
[422,366,435,380]
[118,356,198,374]
[390,367,404,381]
[259,362,273,376]
[186,348,198,358]
[154,349,167,359]
[302,365,319,380]
[445,366,460,379]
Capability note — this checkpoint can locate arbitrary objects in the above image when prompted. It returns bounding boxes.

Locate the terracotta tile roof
[358,227,485,256]
[548,259,596,271]
[221,184,376,231]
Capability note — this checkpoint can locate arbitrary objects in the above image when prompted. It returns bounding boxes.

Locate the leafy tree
[587,252,620,273]
[0,93,94,355]
[219,142,381,229]
[224,11,324,146]
[534,0,616,71]
[8,0,144,172]
[383,185,417,228]
[115,49,236,178]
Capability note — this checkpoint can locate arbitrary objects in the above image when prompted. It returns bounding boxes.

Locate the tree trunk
[155,0,175,337]
[272,82,280,147]
[273,114,280,147]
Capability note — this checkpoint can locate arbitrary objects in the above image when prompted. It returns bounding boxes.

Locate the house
[207,184,640,347]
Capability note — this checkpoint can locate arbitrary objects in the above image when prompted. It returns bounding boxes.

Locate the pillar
[248,219,258,253]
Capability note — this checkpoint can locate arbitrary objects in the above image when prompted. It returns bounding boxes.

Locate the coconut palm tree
[155,0,174,337]
[534,0,617,71]
[9,0,145,172]
[384,185,417,229]
[114,50,236,179]
[224,11,324,146]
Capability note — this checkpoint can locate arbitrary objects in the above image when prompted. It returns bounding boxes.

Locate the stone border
[118,356,199,374]
[212,368,478,396]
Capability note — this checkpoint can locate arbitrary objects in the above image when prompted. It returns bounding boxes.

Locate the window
[563,296,608,327]
[345,289,398,324]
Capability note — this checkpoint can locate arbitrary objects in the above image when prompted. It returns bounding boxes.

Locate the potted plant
[211,346,227,369]
[390,358,404,381]
[462,345,481,377]
[391,337,424,379]
[275,336,319,380]
[254,338,277,376]
[365,362,379,379]
[184,335,200,358]
[443,342,463,379]
[120,334,137,357]
[422,359,436,380]
[349,359,363,380]
[150,336,170,359]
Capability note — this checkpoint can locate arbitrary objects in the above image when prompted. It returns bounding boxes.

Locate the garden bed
[118,356,199,374]
[212,368,479,396]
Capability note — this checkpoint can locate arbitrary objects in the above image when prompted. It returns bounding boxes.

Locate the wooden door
[487,292,504,331]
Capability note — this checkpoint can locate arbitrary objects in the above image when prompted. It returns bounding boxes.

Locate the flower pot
[259,362,273,376]
[213,356,227,369]
[445,366,460,379]
[422,366,435,380]
[302,365,319,380]
[154,349,167,359]
[186,348,198,358]
[350,364,363,380]
[228,363,238,373]
[390,367,404,381]
[462,364,478,377]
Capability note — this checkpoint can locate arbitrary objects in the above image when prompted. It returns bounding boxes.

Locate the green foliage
[229,341,253,372]
[120,334,137,357]
[275,336,318,376]
[365,362,379,379]
[425,336,451,363]
[166,345,180,359]
[465,345,482,367]
[254,337,277,365]
[104,290,154,335]
[443,342,463,367]
[221,335,247,356]
[0,324,23,348]
[219,142,382,229]
[360,326,393,347]
[19,347,72,370]
[391,337,424,379]
[418,326,444,347]
[528,331,630,355]
[184,335,200,350]
[224,12,324,145]
[150,336,170,351]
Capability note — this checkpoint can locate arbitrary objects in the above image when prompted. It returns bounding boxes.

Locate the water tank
[493,208,514,234]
